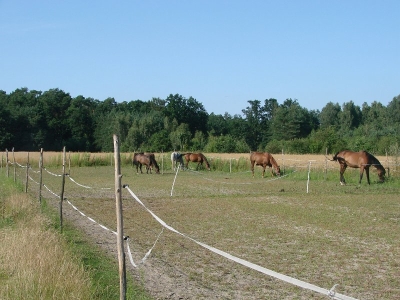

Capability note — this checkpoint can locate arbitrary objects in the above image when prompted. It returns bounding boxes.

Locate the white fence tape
[43,167,62,177]
[65,199,160,268]
[28,175,40,185]
[67,175,111,190]
[66,200,117,235]
[124,185,358,300]
[42,184,60,197]
[170,166,180,196]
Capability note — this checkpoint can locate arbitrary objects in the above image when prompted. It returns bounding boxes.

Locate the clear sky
[1,1,399,116]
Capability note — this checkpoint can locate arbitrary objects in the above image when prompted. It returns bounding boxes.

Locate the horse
[132,152,160,174]
[328,150,385,185]
[171,151,184,171]
[184,152,211,170]
[250,152,281,178]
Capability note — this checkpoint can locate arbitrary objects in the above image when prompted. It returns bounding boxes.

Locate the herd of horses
[132,151,211,174]
[132,150,386,185]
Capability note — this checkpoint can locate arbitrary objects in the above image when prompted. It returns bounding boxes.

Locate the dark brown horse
[329,150,385,185]
[250,152,281,178]
[184,152,210,170]
[132,152,160,174]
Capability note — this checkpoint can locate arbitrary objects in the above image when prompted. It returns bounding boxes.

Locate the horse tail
[332,152,340,161]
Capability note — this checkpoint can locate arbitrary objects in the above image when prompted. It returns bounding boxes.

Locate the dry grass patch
[0,188,92,300]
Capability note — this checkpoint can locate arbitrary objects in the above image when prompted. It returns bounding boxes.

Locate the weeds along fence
[2,147,399,300]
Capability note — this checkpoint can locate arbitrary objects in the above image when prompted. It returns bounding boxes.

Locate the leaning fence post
[114,134,127,300]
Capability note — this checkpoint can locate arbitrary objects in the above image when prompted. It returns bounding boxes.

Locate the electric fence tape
[124,185,358,300]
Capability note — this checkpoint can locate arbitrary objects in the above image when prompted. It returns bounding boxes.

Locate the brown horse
[250,152,281,178]
[329,150,385,185]
[184,152,210,170]
[132,152,160,174]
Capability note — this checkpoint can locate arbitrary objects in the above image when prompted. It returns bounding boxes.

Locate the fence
[3,147,400,299]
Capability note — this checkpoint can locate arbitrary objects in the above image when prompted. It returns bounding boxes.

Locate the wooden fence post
[324,148,328,180]
[59,147,66,233]
[12,148,16,182]
[68,151,71,175]
[39,148,43,204]
[6,149,9,177]
[114,134,127,300]
[25,152,29,193]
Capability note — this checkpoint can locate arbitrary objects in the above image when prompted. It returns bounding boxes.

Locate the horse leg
[358,166,364,184]
[364,166,370,185]
[251,161,255,177]
[185,159,189,170]
[262,165,266,178]
[340,164,347,185]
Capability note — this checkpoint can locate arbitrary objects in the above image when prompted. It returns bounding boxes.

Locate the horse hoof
[340,182,346,186]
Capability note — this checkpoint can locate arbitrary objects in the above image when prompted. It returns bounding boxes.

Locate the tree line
[1,88,399,156]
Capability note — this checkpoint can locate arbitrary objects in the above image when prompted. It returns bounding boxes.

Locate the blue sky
[1,1,399,116]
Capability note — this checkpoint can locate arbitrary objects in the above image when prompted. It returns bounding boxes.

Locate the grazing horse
[329,150,385,185]
[184,152,211,170]
[250,152,281,178]
[132,152,160,174]
[171,151,184,171]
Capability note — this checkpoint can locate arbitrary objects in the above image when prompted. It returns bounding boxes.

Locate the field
[4,152,400,299]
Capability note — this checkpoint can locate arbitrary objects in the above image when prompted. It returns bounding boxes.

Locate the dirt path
[60,199,223,300]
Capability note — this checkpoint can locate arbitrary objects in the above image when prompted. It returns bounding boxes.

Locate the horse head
[202,154,211,170]
[377,166,386,182]
[275,165,281,176]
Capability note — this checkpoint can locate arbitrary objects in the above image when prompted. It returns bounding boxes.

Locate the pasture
[4,152,400,299]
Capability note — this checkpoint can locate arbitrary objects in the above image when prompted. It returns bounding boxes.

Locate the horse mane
[151,156,159,168]
[200,153,210,165]
[197,153,210,168]
[366,152,384,170]
[269,154,279,167]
